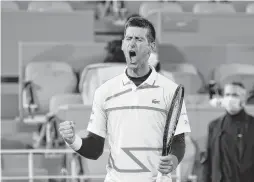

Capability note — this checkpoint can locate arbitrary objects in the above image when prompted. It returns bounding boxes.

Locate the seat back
[213,63,254,91]
[28,1,72,12]
[49,94,83,114]
[225,45,254,65]
[139,2,162,17]
[1,1,19,11]
[193,2,235,13]
[24,61,77,114]
[162,63,204,94]
[56,105,92,135]
[139,2,183,17]
[79,63,126,105]
[246,3,254,14]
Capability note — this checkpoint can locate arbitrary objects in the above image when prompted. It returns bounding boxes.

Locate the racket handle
[156,172,171,182]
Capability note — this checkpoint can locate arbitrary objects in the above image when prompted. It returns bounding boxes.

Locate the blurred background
[1,0,254,182]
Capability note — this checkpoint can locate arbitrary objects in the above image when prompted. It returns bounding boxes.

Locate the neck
[127,64,150,78]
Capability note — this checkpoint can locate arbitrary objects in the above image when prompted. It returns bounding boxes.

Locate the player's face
[122,27,152,71]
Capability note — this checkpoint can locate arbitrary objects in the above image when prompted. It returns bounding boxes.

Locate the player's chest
[105,87,167,111]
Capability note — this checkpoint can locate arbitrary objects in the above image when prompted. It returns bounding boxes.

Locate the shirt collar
[122,66,157,87]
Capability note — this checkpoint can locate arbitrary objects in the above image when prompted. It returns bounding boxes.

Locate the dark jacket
[201,110,254,182]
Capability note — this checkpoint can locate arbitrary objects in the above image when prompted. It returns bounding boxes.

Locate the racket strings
[161,86,184,157]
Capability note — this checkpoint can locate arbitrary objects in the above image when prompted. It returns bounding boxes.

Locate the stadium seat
[213,63,254,91]
[55,104,109,181]
[27,1,72,12]
[56,104,92,134]
[193,2,236,13]
[225,45,254,65]
[246,3,254,14]
[23,61,77,116]
[49,94,83,114]
[162,63,204,95]
[139,2,183,17]
[22,61,77,149]
[29,94,83,149]
[1,1,19,11]
[79,63,126,105]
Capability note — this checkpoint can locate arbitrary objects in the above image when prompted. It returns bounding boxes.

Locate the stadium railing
[0,149,197,182]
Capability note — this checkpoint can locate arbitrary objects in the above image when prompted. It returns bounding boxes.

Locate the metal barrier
[0,149,197,182]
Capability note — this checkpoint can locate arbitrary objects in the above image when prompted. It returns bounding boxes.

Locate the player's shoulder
[94,73,125,97]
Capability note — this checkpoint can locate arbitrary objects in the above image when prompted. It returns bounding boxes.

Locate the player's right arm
[59,122,104,160]
[59,88,107,160]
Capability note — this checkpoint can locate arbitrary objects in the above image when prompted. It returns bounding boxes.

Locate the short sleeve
[87,89,107,138]
[174,100,191,135]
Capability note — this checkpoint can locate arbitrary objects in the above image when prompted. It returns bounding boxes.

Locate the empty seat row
[1,1,73,12]
[22,61,254,120]
[140,2,254,17]
[3,1,254,14]
[23,61,204,119]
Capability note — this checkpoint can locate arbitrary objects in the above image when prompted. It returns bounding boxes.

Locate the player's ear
[149,41,156,53]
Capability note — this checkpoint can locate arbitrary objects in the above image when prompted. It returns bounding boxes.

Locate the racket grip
[156,172,169,182]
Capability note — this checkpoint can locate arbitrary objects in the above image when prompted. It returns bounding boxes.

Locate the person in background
[202,82,254,182]
[104,39,126,63]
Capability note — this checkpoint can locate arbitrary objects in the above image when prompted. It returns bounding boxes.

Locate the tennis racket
[156,85,184,182]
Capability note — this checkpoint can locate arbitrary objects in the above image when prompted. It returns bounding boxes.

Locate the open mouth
[129,50,136,57]
[129,50,136,62]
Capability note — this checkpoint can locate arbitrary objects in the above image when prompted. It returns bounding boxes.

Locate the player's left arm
[172,100,191,165]
[158,134,185,174]
[171,100,191,163]
[158,101,191,174]
[170,133,185,168]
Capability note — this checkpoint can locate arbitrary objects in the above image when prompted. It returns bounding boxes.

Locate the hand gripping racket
[156,85,184,182]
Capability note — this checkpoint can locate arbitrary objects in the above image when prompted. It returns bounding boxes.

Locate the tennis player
[59,17,191,182]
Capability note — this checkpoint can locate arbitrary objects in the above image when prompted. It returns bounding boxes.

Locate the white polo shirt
[71,67,191,182]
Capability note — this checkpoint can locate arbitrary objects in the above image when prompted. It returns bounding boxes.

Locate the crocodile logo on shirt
[152,99,160,104]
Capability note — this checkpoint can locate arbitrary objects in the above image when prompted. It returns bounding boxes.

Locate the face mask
[222,96,242,114]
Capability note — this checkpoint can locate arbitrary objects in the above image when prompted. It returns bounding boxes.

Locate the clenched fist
[158,155,178,174]
[58,120,76,145]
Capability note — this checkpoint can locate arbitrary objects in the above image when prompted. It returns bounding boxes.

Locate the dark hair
[126,14,141,22]
[124,17,156,43]
[230,82,245,89]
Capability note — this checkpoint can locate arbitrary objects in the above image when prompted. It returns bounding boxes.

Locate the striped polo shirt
[87,66,191,182]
